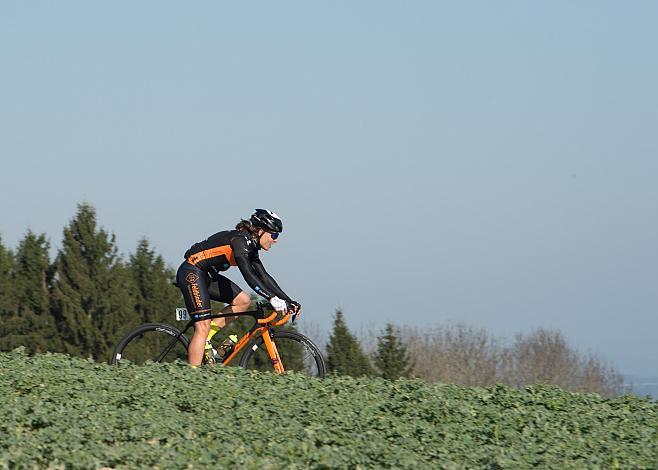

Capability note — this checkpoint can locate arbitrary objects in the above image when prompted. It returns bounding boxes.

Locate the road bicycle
[111,302,326,378]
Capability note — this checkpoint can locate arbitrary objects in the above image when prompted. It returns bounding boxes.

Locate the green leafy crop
[1,349,656,469]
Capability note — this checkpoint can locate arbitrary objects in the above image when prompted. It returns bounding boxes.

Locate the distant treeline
[0,204,180,362]
[0,204,624,396]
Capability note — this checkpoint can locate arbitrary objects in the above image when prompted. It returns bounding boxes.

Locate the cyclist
[176,209,299,366]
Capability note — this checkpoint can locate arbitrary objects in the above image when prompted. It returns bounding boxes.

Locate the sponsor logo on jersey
[186,273,199,283]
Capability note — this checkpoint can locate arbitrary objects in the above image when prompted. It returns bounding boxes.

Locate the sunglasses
[270,232,280,240]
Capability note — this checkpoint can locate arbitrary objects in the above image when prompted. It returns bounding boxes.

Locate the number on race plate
[175,308,189,321]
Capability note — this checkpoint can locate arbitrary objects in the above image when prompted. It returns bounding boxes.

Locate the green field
[1,349,656,469]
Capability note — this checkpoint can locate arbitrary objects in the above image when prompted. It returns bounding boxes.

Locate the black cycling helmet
[250,209,283,233]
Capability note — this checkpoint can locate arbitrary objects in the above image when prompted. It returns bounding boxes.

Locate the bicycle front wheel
[239,329,326,378]
[112,323,190,366]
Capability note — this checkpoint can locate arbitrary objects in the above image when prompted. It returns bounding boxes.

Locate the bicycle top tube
[190,302,292,324]
[179,303,296,334]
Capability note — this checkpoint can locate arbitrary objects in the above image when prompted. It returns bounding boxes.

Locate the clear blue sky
[2,2,657,376]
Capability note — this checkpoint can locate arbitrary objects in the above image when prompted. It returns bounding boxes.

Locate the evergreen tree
[0,231,58,352]
[120,238,185,363]
[129,238,181,325]
[51,203,136,360]
[0,238,18,350]
[15,231,51,317]
[373,323,413,380]
[0,237,16,319]
[326,309,374,377]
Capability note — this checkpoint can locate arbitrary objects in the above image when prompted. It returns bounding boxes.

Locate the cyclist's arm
[234,254,275,300]
[250,256,293,303]
[231,237,275,300]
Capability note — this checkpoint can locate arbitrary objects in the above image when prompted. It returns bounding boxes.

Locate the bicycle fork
[262,329,285,374]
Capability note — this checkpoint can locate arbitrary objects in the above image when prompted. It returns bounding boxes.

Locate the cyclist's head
[250,209,283,233]
[235,209,283,251]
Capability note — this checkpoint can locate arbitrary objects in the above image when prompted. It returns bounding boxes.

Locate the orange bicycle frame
[220,311,294,373]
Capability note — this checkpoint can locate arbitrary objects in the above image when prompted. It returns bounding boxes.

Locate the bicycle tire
[238,329,326,378]
[111,323,190,366]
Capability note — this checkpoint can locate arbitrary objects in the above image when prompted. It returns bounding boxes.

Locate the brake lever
[291,306,301,324]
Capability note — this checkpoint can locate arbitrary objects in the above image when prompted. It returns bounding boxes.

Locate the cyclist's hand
[269,296,288,313]
[290,301,302,322]
[289,301,301,314]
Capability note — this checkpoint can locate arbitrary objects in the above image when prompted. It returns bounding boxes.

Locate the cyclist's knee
[193,319,212,335]
[232,291,251,311]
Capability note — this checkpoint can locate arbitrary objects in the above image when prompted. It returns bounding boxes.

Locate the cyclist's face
[259,231,278,251]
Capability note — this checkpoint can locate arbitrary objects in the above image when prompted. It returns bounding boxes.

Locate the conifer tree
[0,231,59,352]
[51,203,136,360]
[0,237,16,319]
[373,323,413,380]
[326,309,374,377]
[129,238,181,324]
[15,231,51,316]
[0,238,18,350]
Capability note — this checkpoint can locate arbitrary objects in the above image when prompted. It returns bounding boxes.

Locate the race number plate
[175,308,189,321]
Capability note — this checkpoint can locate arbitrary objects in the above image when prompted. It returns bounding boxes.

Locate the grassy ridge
[1,350,656,469]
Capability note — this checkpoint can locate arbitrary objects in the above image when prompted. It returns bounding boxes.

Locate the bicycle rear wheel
[112,323,190,366]
[239,329,326,378]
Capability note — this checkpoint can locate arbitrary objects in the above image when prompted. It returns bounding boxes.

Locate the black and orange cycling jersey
[176,229,292,318]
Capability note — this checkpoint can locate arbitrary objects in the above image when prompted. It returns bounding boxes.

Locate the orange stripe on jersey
[187,245,236,266]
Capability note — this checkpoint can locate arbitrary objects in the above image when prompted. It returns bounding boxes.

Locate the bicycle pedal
[204,349,217,365]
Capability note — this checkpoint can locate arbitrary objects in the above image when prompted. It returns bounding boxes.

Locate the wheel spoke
[239,330,325,378]
[112,324,189,366]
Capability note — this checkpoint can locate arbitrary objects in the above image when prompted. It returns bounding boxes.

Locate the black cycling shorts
[176,261,242,319]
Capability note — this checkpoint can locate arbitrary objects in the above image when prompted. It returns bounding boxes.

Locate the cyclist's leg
[207,275,251,329]
[177,262,213,366]
[189,318,212,366]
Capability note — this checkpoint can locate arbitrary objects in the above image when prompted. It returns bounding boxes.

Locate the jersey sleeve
[250,254,293,303]
[231,236,274,300]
